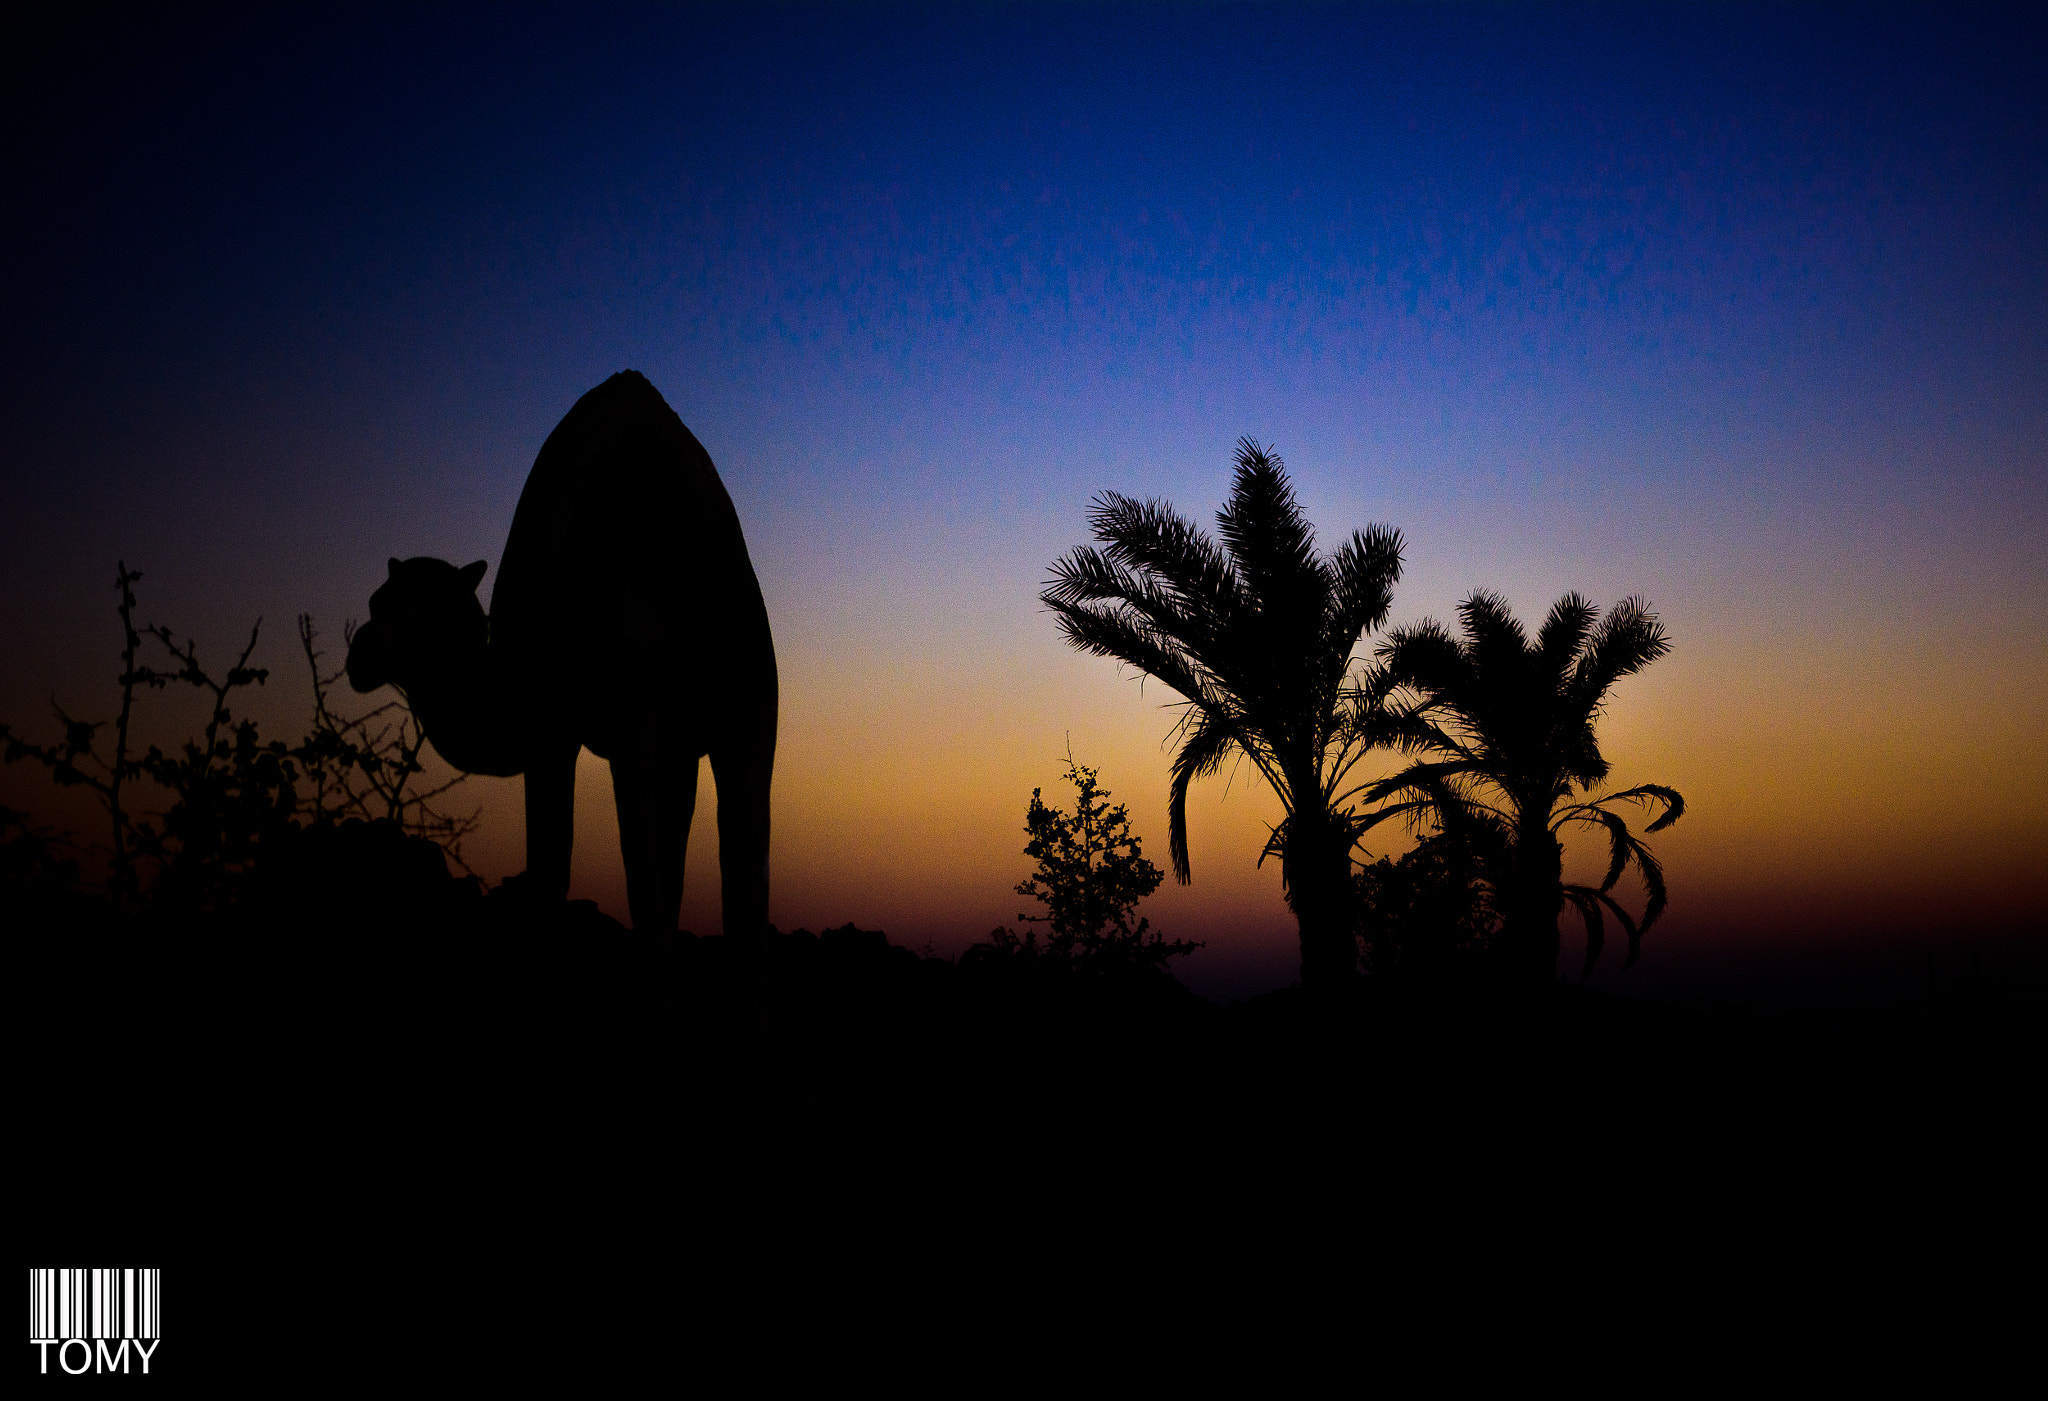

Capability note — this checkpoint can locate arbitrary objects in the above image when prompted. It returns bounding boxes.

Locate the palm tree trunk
[1497,822,1563,986]
[1284,805,1359,990]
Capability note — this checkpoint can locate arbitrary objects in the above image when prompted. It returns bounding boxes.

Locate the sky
[4,3,2043,1001]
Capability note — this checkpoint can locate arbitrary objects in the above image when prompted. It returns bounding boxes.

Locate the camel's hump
[490,372,771,666]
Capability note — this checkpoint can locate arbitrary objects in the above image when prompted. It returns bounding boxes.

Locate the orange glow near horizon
[446,582,2045,998]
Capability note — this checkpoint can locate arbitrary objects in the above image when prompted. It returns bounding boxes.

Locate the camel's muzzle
[345,620,394,693]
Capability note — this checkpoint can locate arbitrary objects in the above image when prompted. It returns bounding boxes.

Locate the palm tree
[1363,590,1684,984]
[1042,439,1404,988]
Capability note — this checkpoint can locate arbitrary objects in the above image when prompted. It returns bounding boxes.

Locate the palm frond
[1376,702,1468,761]
[1257,818,1286,871]
[1593,808,1634,893]
[1325,664,1406,797]
[1044,548,1198,650]
[1362,757,1479,807]
[1626,839,1668,957]
[1353,796,1443,836]
[1554,719,1611,791]
[1044,597,1214,710]
[1215,440,1322,611]
[1361,762,1510,860]
[1568,595,1670,713]
[1325,524,1405,665]
[1330,662,1395,742]
[1599,782,1686,832]
[1167,704,1234,884]
[1553,798,1669,968]
[1537,592,1596,677]
[1457,589,1529,674]
[1084,492,1243,628]
[1564,884,1642,980]
[1562,886,1606,981]
[1376,618,1471,702]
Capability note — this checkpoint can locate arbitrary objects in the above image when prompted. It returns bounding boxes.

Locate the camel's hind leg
[612,749,696,933]
[524,739,580,904]
[709,732,773,940]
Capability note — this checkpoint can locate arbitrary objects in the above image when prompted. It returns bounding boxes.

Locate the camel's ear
[460,560,488,592]
[388,557,403,578]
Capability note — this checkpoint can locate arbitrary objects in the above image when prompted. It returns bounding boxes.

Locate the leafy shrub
[1354,831,1494,979]
[968,756,1198,976]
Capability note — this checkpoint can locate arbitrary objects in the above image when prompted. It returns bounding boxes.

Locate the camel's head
[347,557,489,694]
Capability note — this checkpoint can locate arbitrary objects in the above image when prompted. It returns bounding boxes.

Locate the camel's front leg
[524,740,580,904]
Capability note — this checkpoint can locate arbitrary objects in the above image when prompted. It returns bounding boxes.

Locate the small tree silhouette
[977,755,1198,974]
[0,562,270,907]
[0,564,156,900]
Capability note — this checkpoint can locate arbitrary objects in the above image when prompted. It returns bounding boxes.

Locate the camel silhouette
[346,371,778,936]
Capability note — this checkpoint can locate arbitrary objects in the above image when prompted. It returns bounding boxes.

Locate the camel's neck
[403,641,527,778]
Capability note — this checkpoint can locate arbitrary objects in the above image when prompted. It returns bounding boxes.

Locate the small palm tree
[1042,439,1404,988]
[1364,590,1684,984]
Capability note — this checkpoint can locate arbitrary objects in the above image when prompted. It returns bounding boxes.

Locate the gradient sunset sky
[5,4,2042,999]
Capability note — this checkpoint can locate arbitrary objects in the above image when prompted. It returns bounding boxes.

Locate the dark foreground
[18,858,2040,1376]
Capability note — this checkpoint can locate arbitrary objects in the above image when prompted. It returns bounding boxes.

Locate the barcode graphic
[27,1269,159,1340]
